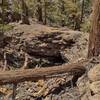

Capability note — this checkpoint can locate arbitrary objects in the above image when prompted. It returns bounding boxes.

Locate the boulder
[89,81,100,94]
[88,64,100,82]
[89,94,100,100]
[77,75,89,94]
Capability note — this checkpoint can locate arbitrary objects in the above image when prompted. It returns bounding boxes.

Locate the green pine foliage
[0,0,91,31]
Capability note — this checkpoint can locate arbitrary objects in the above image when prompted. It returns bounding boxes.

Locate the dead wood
[3,52,7,71]
[0,59,88,85]
[21,52,29,69]
[12,83,17,100]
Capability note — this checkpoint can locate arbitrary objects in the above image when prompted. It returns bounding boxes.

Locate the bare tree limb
[3,52,7,71]
[21,52,28,69]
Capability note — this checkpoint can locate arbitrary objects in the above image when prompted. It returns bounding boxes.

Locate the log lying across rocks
[0,59,88,85]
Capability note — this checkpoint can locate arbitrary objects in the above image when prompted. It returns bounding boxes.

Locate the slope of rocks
[77,57,100,100]
[0,22,90,100]
[2,23,89,68]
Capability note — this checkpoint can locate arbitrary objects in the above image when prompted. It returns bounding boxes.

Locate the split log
[0,59,88,85]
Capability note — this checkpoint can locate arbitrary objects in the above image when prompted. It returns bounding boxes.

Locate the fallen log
[0,59,88,85]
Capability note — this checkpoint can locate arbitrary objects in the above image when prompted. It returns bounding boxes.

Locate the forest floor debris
[0,22,93,100]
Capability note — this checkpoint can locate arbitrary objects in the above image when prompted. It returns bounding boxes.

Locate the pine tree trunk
[37,0,43,23]
[61,0,65,27]
[80,0,84,23]
[88,0,100,58]
[44,0,47,25]
[0,0,5,47]
[21,0,30,25]
[7,0,13,22]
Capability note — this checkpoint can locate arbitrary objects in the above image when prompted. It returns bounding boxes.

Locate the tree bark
[0,0,5,47]
[61,0,65,27]
[0,59,88,85]
[80,0,85,23]
[44,0,47,25]
[88,0,100,58]
[21,0,30,24]
[37,0,43,23]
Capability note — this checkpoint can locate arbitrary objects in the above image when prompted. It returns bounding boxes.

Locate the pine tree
[88,0,100,58]
[21,0,30,24]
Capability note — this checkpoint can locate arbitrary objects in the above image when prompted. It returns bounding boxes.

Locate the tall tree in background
[0,0,5,46]
[60,0,65,27]
[43,0,47,25]
[80,0,85,23]
[37,0,43,23]
[21,0,30,24]
[7,0,13,22]
[0,0,91,29]
[88,0,100,58]
[72,0,81,30]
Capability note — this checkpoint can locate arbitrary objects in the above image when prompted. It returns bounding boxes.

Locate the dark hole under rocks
[28,52,67,68]
[4,50,67,68]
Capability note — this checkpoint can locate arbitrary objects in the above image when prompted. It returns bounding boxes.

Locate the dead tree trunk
[88,0,100,58]
[0,59,88,85]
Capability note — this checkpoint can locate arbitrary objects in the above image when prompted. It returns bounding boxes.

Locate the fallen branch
[0,59,88,85]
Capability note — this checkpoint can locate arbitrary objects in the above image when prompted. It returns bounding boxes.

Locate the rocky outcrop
[77,64,100,100]
[4,29,88,68]
[88,64,100,82]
